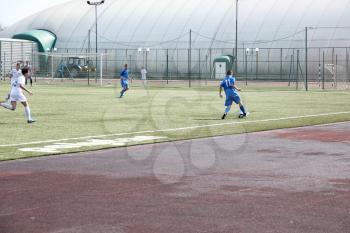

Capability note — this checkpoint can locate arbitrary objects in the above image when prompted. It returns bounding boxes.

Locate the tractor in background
[56,56,96,78]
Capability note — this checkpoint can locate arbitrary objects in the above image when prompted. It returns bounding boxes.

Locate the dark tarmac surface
[1,122,350,233]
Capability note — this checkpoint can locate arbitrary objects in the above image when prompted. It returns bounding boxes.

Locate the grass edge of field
[1,114,349,162]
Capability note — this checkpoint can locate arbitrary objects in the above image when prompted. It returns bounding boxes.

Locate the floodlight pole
[87,0,105,83]
[235,0,238,73]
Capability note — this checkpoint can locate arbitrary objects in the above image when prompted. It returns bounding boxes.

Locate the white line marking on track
[1,111,349,147]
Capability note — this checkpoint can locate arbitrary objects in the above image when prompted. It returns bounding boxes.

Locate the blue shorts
[225,93,241,106]
[121,79,129,89]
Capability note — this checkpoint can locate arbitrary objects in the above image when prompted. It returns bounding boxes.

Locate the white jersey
[10,75,27,102]
[9,68,22,81]
[10,75,25,95]
[9,75,27,102]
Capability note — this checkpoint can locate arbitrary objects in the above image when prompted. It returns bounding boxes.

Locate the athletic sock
[1,102,14,110]
[24,106,32,121]
[239,105,246,115]
[225,106,231,114]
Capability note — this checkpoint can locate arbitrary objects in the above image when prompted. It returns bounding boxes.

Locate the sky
[0,0,71,27]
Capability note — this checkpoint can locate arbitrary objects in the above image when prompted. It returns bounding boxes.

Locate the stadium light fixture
[87,0,105,83]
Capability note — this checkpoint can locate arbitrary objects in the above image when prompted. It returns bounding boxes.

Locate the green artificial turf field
[0,82,349,160]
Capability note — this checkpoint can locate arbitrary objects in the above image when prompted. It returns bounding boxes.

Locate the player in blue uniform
[119,64,130,98]
[219,70,249,119]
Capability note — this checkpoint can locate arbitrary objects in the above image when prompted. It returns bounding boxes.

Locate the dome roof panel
[1,0,350,49]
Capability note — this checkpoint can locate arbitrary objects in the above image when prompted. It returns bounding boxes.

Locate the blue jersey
[120,68,129,80]
[221,75,241,106]
[220,75,237,96]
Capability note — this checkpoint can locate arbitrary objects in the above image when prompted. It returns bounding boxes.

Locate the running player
[219,70,249,119]
[119,64,130,98]
[5,62,22,101]
[0,67,35,123]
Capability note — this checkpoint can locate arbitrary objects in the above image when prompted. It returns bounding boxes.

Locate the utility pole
[87,0,105,83]
[235,0,238,73]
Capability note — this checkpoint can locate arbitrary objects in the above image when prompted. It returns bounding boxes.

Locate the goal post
[325,63,337,88]
[24,51,104,85]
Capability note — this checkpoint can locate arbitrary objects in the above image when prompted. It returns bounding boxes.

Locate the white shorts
[10,92,27,102]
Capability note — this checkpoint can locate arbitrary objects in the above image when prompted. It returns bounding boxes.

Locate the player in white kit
[0,67,35,123]
[141,67,147,86]
[9,63,22,80]
[5,63,22,101]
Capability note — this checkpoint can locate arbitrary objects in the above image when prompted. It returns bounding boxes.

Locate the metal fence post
[318,48,321,85]
[322,50,325,90]
[335,54,338,88]
[188,49,191,87]
[288,54,293,86]
[100,53,103,86]
[205,54,208,85]
[106,49,109,79]
[296,50,300,90]
[33,49,36,82]
[209,48,212,80]
[129,54,132,78]
[51,52,54,79]
[305,27,308,91]
[245,49,248,86]
[166,49,169,84]
[176,49,179,79]
[255,49,258,80]
[280,48,283,81]
[4,52,6,80]
[155,49,158,73]
[198,49,201,80]
[267,48,270,75]
[346,48,350,85]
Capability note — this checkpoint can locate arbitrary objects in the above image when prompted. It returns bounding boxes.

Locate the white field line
[0,111,349,148]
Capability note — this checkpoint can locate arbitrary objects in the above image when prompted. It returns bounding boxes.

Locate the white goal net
[325,63,337,88]
[25,52,105,85]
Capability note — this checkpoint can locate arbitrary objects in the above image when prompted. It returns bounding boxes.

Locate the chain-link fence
[42,47,348,89]
[1,44,349,90]
[0,39,37,80]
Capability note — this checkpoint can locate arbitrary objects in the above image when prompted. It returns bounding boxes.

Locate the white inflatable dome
[1,0,350,49]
